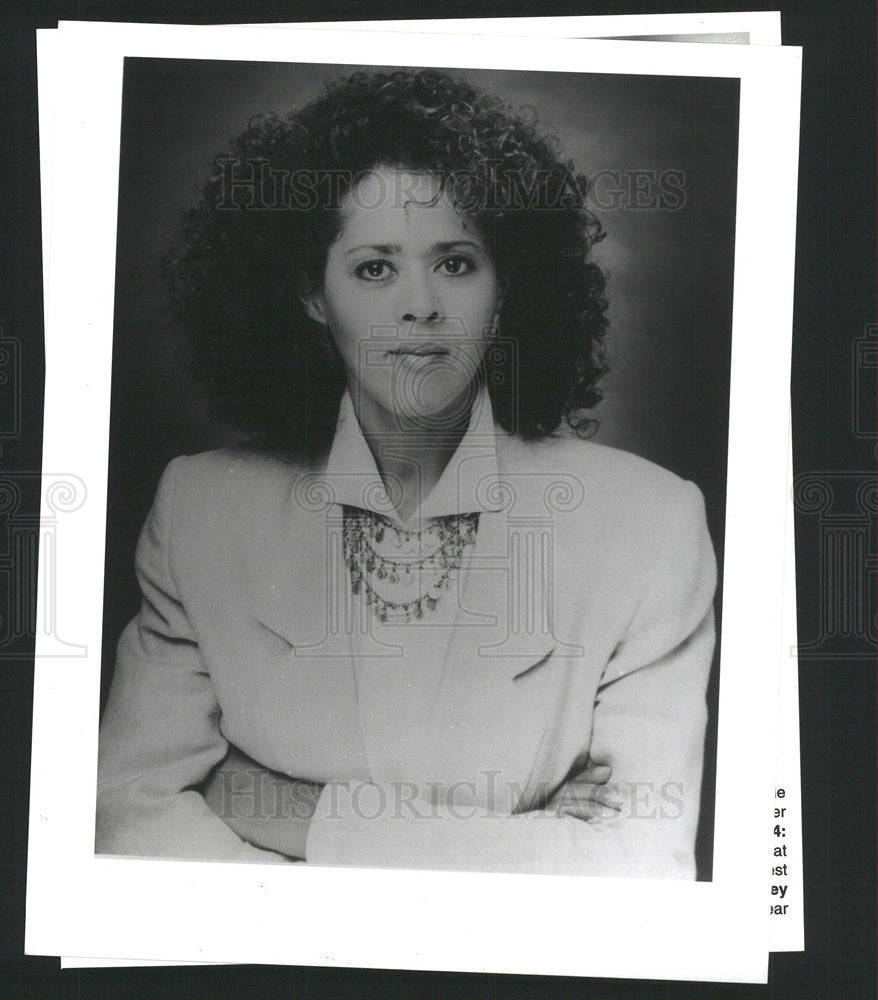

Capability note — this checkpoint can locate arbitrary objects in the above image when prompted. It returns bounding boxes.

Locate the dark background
[102,57,738,881]
[0,2,874,998]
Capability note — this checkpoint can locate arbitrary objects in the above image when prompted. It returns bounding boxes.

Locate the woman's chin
[390,392,477,430]
[386,375,482,428]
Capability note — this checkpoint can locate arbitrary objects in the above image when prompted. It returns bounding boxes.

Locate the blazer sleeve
[96,458,291,864]
[303,480,717,878]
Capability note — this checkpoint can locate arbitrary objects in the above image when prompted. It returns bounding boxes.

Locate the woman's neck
[353,393,473,524]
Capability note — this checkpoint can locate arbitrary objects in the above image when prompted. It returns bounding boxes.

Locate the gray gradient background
[103,58,739,879]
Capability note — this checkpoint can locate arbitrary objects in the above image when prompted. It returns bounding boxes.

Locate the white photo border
[29,21,801,984]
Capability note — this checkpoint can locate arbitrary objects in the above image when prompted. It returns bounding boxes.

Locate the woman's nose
[399,270,443,324]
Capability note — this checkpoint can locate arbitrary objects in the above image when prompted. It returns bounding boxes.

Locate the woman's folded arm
[301,606,713,878]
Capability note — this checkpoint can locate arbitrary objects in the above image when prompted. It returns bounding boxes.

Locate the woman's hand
[201,745,323,859]
[547,759,623,822]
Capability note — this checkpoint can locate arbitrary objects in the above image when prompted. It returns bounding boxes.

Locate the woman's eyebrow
[432,240,485,254]
[343,243,401,258]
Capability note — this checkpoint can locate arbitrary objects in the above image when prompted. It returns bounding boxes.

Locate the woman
[97,69,716,878]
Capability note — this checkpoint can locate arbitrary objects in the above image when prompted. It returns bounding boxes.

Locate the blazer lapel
[248,481,371,780]
[252,473,391,658]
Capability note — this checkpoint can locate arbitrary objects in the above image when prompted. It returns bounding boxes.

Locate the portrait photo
[28,22,801,980]
[96,56,737,882]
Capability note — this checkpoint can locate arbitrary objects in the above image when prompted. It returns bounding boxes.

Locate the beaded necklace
[342,506,479,623]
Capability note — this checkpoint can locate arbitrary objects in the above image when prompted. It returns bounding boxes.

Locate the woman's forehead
[334,168,483,249]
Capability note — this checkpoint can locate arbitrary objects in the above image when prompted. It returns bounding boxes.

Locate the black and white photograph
[95,57,737,882]
[5,4,872,997]
[25,20,802,980]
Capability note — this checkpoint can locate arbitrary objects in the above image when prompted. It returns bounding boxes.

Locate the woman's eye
[355,260,394,281]
[437,256,475,276]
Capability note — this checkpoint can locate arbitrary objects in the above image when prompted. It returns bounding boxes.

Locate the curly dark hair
[163,68,609,459]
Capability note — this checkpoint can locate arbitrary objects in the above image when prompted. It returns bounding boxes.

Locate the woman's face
[305,168,502,430]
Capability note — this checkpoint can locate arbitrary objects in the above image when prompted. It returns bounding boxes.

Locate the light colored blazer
[97,428,717,879]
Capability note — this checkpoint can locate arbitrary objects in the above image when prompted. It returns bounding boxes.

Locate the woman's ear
[301,291,335,351]
[492,279,508,331]
[301,291,327,326]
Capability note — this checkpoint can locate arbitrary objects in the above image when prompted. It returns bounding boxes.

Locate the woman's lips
[389,343,451,357]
